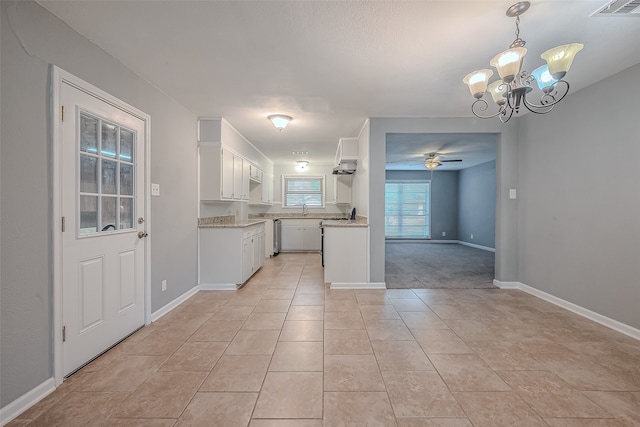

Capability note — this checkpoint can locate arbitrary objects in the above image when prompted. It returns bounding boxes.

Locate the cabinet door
[258,232,265,265]
[280,226,301,251]
[241,160,250,200]
[221,148,235,199]
[301,226,321,251]
[252,233,261,272]
[233,156,243,200]
[242,236,253,282]
[262,173,272,203]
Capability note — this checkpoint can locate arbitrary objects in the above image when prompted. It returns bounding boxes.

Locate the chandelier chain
[510,15,526,48]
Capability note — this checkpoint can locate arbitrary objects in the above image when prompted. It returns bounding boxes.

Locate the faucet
[302,204,308,216]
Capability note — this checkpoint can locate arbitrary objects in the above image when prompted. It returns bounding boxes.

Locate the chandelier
[463,1,583,123]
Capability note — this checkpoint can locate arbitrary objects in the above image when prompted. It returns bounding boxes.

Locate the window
[78,112,136,235]
[385,180,430,238]
[282,175,325,208]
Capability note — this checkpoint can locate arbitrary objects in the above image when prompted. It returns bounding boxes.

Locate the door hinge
[61,216,66,232]
[61,105,64,122]
[62,326,66,342]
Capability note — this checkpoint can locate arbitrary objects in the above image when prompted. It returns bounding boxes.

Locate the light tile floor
[10,253,640,426]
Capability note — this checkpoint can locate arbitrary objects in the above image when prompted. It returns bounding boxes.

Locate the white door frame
[50,65,151,386]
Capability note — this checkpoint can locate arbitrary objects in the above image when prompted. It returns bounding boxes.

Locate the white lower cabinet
[280,219,321,251]
[199,223,265,289]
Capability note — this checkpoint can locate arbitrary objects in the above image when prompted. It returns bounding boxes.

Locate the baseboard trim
[493,279,520,289]
[494,281,640,341]
[150,286,199,322]
[0,377,56,426]
[517,282,640,341]
[199,283,241,291]
[385,239,496,253]
[458,241,496,252]
[330,282,387,289]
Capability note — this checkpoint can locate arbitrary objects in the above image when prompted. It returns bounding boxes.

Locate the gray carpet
[385,242,496,289]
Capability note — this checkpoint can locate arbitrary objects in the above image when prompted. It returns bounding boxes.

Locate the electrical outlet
[470,234,474,239]
[442,232,446,237]
[161,279,167,292]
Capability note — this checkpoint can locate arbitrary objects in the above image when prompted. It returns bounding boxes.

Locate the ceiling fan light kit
[463,1,583,123]
[423,153,463,171]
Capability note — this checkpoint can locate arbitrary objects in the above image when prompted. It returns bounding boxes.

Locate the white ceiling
[38,0,640,168]
[386,133,498,171]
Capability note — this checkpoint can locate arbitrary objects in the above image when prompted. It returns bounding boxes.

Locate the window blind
[283,176,324,207]
[385,180,430,238]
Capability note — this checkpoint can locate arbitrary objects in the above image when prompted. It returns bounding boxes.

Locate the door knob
[138,231,148,238]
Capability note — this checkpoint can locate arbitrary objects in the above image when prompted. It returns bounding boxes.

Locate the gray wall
[1,1,198,407]
[458,161,496,248]
[385,170,458,240]
[517,63,640,329]
[370,118,518,284]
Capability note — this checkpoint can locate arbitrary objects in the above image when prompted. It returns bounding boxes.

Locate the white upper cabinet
[249,165,263,183]
[198,118,273,203]
[199,145,249,201]
[336,137,359,164]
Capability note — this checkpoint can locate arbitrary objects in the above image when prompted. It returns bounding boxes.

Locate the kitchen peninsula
[321,216,371,288]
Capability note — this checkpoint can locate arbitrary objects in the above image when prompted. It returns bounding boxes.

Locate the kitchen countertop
[198,217,268,228]
[321,217,368,228]
[198,213,368,228]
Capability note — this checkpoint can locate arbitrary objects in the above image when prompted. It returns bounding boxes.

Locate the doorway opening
[384,133,497,289]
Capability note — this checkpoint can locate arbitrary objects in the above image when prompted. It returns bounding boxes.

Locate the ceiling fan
[424,153,462,170]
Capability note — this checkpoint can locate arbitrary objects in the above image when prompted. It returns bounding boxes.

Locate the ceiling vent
[592,0,640,16]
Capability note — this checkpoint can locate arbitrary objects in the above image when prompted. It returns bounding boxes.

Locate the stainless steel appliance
[319,220,324,267]
[273,219,281,256]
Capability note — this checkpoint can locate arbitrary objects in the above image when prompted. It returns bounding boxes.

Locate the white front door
[61,81,146,376]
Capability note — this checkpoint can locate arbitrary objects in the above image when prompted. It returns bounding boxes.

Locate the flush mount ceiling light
[268,114,292,130]
[463,1,583,123]
[296,160,309,170]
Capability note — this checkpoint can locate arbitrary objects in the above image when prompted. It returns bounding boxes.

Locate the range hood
[332,160,357,175]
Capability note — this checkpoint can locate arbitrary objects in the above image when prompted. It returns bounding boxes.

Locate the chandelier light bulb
[540,43,584,80]
[463,69,493,99]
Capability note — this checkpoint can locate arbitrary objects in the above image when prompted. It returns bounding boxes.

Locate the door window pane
[102,160,117,194]
[80,196,98,234]
[80,114,98,154]
[119,198,133,230]
[101,196,117,231]
[120,164,133,196]
[101,122,117,158]
[80,155,98,193]
[78,111,136,236]
[120,129,134,162]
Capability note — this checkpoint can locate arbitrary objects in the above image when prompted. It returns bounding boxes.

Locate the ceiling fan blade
[440,159,462,162]
[386,158,425,164]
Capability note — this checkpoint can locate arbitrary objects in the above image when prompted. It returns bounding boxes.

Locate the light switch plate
[509,189,517,199]
[151,183,160,196]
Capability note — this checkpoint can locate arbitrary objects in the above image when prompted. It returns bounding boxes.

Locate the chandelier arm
[521,80,570,113]
[471,98,507,119]
[499,107,514,123]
